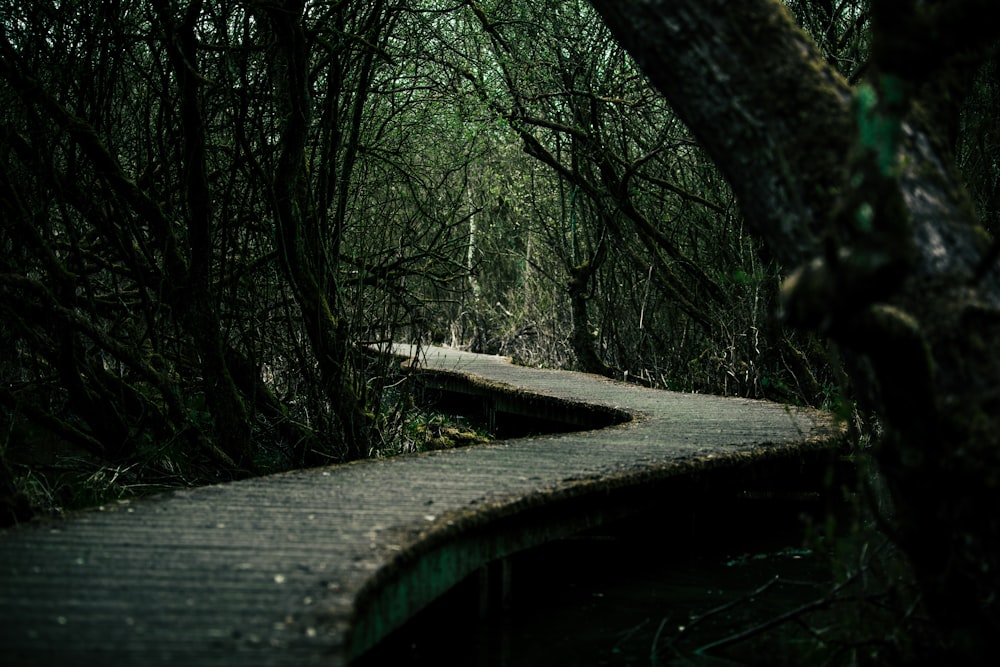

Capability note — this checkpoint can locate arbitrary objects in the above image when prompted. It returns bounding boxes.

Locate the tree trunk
[154,0,255,469]
[590,0,1000,658]
[258,0,372,463]
[567,258,616,378]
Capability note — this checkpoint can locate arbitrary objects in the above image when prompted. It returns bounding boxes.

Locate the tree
[589,0,1000,660]
[440,0,823,400]
[0,0,486,508]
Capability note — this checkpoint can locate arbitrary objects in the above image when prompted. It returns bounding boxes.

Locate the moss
[347,436,843,661]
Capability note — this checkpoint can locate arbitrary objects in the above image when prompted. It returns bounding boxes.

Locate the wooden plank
[0,345,844,666]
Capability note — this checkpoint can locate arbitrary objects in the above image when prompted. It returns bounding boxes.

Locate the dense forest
[2,0,999,663]
[0,0,838,509]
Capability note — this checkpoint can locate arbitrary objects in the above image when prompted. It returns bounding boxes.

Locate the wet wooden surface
[0,345,844,666]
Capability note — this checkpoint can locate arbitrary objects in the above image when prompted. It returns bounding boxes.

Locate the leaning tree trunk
[590,0,1000,660]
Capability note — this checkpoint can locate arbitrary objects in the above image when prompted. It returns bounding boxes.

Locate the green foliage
[0,0,483,498]
[431,0,838,401]
[0,0,837,516]
[785,0,871,81]
[0,419,180,519]
[399,411,492,454]
[373,385,491,457]
[855,76,905,177]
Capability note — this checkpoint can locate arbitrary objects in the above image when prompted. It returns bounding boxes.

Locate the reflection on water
[358,493,839,666]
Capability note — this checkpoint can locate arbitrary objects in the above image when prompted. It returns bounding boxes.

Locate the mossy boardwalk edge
[0,345,845,666]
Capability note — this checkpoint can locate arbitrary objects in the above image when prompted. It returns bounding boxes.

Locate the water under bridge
[0,344,844,666]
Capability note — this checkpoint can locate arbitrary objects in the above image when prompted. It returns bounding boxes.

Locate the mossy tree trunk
[256,0,373,463]
[591,0,1000,659]
[153,0,254,469]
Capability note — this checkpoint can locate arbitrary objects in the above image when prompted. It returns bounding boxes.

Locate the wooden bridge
[0,345,844,666]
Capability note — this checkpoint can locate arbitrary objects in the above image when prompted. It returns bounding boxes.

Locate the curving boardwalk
[0,345,844,666]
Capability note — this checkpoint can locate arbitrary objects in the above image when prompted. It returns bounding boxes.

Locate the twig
[615,617,649,647]
[650,575,782,659]
[650,616,670,662]
[692,573,859,656]
[694,594,835,655]
[687,575,783,634]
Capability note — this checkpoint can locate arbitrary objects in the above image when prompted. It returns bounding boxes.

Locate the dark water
[357,494,837,666]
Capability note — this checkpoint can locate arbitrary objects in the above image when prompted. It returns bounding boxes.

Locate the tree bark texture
[591,0,1000,658]
[257,0,371,463]
[591,0,855,267]
[153,0,254,468]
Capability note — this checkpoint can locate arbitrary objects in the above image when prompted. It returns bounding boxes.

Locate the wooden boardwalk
[0,345,843,666]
